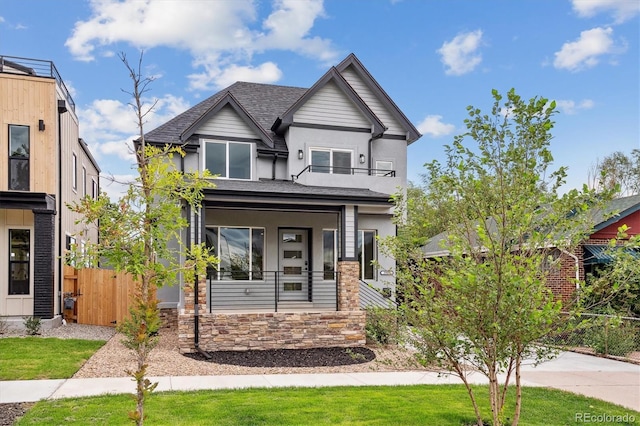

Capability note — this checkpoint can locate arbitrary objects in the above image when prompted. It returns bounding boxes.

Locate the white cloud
[416,115,455,137]
[188,60,283,91]
[65,0,337,90]
[555,99,595,115]
[0,16,4,23]
[553,27,624,71]
[99,174,138,202]
[437,30,484,76]
[79,94,190,163]
[572,0,640,24]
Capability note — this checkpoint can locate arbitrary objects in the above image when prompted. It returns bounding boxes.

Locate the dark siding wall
[33,209,55,318]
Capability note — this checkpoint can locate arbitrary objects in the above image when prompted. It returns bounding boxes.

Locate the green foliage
[66,52,218,425]
[384,88,607,426]
[22,316,41,336]
[590,149,640,196]
[365,307,401,345]
[587,318,638,357]
[582,231,640,317]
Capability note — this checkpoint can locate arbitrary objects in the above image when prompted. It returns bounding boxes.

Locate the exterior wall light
[38,119,45,131]
[359,154,366,164]
[298,149,304,160]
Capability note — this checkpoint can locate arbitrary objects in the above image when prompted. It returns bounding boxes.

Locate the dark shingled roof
[143,81,308,152]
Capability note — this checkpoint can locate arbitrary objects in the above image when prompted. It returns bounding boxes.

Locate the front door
[279,229,309,302]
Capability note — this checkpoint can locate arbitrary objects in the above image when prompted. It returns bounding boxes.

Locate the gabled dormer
[336,53,420,144]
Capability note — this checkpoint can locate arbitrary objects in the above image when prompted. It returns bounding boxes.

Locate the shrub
[365,307,400,345]
[589,324,637,357]
[23,316,42,336]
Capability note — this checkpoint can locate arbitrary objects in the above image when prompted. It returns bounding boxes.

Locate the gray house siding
[293,81,370,129]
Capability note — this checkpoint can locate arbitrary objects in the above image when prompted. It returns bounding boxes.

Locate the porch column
[338,205,360,311]
[33,208,56,318]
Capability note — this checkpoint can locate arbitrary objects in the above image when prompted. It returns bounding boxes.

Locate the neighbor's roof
[592,194,640,231]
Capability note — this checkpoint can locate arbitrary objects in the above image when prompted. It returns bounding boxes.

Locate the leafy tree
[67,53,216,425]
[588,150,640,196]
[384,89,603,426]
[583,226,640,317]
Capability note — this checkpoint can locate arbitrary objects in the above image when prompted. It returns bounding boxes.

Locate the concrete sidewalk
[1,351,638,412]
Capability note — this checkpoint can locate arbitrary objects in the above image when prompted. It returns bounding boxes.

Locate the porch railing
[292,165,395,181]
[208,270,338,313]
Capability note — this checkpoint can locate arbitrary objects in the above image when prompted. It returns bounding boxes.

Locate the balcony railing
[292,165,395,181]
[0,55,76,113]
[208,270,338,313]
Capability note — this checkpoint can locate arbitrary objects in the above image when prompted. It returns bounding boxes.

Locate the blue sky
[1,0,638,199]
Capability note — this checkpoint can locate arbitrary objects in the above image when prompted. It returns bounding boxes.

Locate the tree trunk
[512,355,522,425]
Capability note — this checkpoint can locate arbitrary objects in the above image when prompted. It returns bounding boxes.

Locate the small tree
[68,53,216,425]
[385,89,604,426]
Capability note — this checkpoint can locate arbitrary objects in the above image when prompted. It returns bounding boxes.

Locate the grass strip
[17,385,639,425]
[0,337,106,380]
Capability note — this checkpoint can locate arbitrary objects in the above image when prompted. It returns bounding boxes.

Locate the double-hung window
[72,153,77,191]
[205,141,251,179]
[206,227,264,280]
[310,149,352,174]
[9,229,30,295]
[9,125,30,191]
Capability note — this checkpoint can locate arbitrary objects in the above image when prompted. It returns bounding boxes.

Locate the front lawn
[18,385,639,425]
[0,337,106,380]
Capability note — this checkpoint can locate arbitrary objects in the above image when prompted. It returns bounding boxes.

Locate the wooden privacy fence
[63,265,140,327]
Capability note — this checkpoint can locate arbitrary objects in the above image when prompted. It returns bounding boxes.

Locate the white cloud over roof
[556,99,595,115]
[416,115,455,137]
[553,27,625,72]
[437,30,484,76]
[65,0,337,90]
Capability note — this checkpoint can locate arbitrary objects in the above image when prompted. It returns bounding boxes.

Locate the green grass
[17,385,640,425]
[0,337,106,380]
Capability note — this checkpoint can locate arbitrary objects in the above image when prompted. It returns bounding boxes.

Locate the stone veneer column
[337,260,360,311]
[178,275,207,353]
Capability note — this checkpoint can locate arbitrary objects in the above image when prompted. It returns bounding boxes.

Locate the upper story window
[310,148,352,175]
[375,160,394,176]
[72,153,77,191]
[204,141,251,180]
[82,166,87,196]
[9,125,30,191]
[92,179,98,199]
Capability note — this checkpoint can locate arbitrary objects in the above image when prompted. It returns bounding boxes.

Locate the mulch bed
[0,402,33,426]
[184,346,376,367]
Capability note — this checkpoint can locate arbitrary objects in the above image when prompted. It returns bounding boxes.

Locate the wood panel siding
[198,104,257,139]
[0,74,57,193]
[340,67,405,137]
[294,81,370,128]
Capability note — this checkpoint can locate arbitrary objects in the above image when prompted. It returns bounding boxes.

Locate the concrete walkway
[1,351,638,412]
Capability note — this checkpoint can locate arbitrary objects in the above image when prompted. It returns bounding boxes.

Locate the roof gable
[336,53,421,144]
[273,67,386,136]
[181,91,274,148]
[593,194,640,232]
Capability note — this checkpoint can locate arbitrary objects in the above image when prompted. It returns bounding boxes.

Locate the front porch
[178,261,365,353]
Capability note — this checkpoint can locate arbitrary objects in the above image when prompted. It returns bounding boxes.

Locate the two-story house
[144,53,420,352]
[0,55,100,328]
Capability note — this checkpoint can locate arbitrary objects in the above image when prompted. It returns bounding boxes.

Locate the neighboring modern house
[143,53,421,352]
[421,195,640,303]
[0,55,100,328]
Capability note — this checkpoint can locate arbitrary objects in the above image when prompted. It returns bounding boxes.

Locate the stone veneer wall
[159,308,178,329]
[178,260,365,353]
[179,311,366,353]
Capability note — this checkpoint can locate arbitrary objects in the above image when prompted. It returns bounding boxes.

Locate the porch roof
[204,179,392,205]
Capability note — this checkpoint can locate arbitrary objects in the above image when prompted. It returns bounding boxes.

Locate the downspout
[56,106,65,317]
[187,151,211,359]
[367,132,384,176]
[271,153,278,180]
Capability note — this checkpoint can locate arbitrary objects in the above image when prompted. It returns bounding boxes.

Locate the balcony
[0,55,75,113]
[208,270,338,313]
[291,165,400,195]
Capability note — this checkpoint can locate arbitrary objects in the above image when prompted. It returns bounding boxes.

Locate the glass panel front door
[279,229,308,301]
